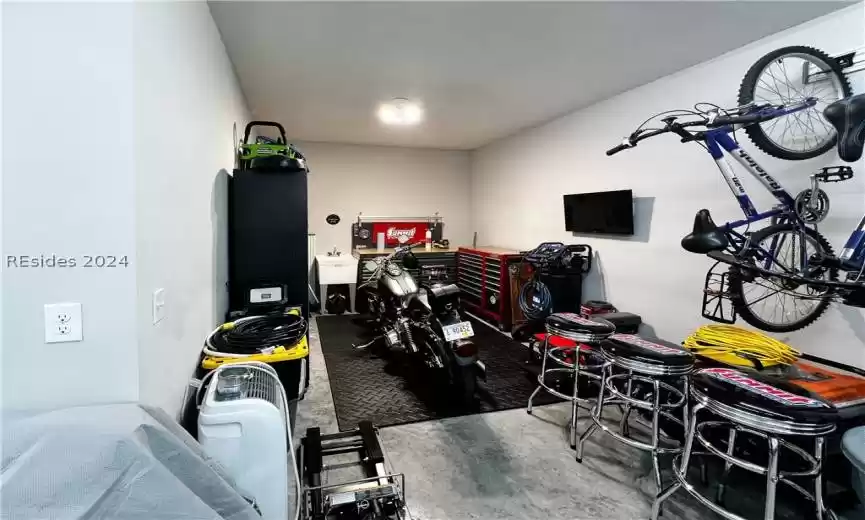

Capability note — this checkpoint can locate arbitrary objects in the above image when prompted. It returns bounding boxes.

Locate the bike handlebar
[607,98,817,156]
[606,126,680,155]
[606,143,631,156]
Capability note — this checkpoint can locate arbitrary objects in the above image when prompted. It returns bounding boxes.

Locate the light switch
[44,303,83,343]
[152,288,166,324]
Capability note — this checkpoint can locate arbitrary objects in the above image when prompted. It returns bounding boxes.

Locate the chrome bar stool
[576,334,694,486]
[653,367,837,520]
[527,313,615,448]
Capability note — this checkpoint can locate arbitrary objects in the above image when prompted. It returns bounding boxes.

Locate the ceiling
[210,2,851,150]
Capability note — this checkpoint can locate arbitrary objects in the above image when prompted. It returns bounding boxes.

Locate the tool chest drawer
[457,247,523,331]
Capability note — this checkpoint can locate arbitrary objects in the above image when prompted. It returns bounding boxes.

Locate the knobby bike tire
[728,223,838,333]
[738,46,852,160]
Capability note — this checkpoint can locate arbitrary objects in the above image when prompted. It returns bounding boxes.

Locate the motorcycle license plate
[443,321,474,342]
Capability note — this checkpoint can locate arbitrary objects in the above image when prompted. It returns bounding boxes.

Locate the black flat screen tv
[563,189,634,235]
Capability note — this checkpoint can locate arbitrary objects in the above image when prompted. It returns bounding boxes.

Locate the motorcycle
[354,242,485,403]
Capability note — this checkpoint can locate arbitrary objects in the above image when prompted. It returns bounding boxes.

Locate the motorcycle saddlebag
[427,283,460,307]
[429,283,460,299]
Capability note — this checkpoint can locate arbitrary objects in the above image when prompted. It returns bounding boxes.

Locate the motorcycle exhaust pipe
[353,336,381,350]
[474,359,487,381]
[453,339,485,379]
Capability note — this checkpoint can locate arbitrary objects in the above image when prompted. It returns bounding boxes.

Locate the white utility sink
[315,254,358,285]
[316,254,359,313]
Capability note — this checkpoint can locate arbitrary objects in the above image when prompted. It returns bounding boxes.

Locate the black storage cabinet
[228,168,309,320]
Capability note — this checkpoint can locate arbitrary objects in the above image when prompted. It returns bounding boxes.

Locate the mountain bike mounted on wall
[606,45,865,333]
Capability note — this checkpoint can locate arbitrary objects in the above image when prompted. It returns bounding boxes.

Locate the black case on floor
[228,168,308,320]
[596,312,642,334]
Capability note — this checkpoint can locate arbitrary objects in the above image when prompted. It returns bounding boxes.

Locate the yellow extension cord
[683,324,800,368]
[201,308,309,370]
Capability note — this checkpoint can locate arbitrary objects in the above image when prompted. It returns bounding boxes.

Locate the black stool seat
[546,313,614,336]
[603,334,694,367]
[692,367,837,426]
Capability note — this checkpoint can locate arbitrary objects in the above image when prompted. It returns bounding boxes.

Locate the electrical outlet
[44,303,83,343]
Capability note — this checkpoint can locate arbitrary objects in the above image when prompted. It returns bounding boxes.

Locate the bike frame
[704,124,865,273]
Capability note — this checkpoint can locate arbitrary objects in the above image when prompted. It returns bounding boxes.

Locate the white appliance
[316,253,359,313]
[198,362,293,520]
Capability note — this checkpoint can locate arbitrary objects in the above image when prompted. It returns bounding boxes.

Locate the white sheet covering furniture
[2,403,261,520]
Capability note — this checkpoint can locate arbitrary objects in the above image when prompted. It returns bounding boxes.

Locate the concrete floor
[294,316,855,520]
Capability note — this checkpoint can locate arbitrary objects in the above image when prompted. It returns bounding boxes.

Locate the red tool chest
[457,246,524,331]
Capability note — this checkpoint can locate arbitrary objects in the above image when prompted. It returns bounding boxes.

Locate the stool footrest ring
[604,372,687,411]
[589,400,685,454]
[535,370,600,403]
[670,452,831,520]
[669,453,751,520]
[695,421,821,478]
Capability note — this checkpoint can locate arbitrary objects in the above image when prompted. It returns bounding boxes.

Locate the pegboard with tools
[351,213,443,250]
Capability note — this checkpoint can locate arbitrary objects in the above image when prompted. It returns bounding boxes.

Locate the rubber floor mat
[316,315,561,430]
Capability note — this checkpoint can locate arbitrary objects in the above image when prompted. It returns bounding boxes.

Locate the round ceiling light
[377,98,423,126]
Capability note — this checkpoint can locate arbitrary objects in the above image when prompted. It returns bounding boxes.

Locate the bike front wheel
[738,46,852,160]
[729,223,838,332]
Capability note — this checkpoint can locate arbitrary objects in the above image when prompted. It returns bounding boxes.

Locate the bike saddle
[824,94,865,162]
[681,209,729,254]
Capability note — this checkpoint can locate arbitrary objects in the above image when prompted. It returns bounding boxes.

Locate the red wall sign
[352,220,442,249]
[370,222,430,246]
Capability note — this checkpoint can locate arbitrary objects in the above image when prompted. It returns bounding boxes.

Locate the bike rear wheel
[729,223,837,332]
[738,46,852,160]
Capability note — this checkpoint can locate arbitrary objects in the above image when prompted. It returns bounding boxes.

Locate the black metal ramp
[316,315,560,430]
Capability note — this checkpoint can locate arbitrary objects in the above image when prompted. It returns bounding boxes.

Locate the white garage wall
[1,2,249,414]
[300,142,472,255]
[0,2,5,413]
[470,5,865,367]
[2,3,139,409]
[134,2,251,417]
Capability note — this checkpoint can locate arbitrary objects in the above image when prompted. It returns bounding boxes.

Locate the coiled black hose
[205,313,308,356]
[519,279,553,320]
